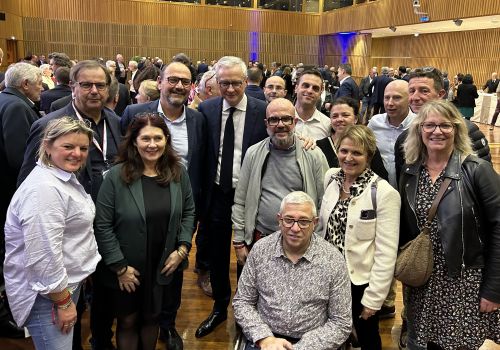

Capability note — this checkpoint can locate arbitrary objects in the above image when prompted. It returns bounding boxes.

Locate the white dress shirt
[4,162,101,326]
[295,108,331,140]
[157,103,189,170]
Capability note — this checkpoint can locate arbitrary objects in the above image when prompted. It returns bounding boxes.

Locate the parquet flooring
[1,123,499,350]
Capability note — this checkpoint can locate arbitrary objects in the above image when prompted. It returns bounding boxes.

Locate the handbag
[395,177,452,287]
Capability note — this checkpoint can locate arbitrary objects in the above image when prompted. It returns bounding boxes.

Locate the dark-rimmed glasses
[218,80,244,89]
[280,217,314,229]
[75,82,108,91]
[421,122,454,134]
[267,115,294,126]
[164,76,192,87]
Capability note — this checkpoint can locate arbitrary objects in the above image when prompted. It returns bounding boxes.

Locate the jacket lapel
[128,180,146,222]
[186,109,194,165]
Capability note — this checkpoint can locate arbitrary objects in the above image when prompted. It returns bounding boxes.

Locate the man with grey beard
[231,98,328,272]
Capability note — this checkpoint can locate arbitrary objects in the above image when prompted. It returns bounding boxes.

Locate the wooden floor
[1,123,499,350]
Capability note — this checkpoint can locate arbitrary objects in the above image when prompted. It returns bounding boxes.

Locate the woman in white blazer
[318,125,400,350]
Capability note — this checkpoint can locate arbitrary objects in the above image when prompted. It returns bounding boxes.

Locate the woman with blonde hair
[136,79,160,104]
[400,100,500,349]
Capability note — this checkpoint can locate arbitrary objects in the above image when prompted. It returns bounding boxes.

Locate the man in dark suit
[369,66,393,115]
[244,67,266,101]
[334,63,359,101]
[121,61,206,350]
[115,53,127,84]
[40,66,72,114]
[195,56,268,338]
[197,59,209,75]
[359,68,376,123]
[0,62,43,339]
[483,72,498,93]
[18,60,121,350]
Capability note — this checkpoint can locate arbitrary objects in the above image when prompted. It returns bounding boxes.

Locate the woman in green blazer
[94,113,195,350]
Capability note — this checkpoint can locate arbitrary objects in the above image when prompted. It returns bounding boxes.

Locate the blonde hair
[38,117,94,166]
[139,79,160,101]
[336,124,377,164]
[404,100,474,164]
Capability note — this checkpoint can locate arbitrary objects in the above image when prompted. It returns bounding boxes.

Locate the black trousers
[90,276,116,349]
[351,283,382,350]
[207,185,234,312]
[159,269,183,330]
[195,222,211,272]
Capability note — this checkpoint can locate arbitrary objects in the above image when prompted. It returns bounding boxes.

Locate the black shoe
[195,311,227,338]
[378,305,396,319]
[161,327,183,350]
[399,319,408,350]
[0,320,25,339]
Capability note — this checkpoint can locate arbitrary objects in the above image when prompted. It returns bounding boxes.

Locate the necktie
[219,107,236,193]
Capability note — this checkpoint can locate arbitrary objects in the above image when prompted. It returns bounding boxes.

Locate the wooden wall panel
[321,0,500,34]
[0,0,24,66]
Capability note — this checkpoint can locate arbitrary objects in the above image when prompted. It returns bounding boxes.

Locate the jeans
[25,286,81,350]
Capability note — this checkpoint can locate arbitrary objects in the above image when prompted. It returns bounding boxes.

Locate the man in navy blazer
[17,60,122,350]
[334,63,359,102]
[121,61,207,350]
[40,66,72,114]
[195,56,268,338]
[369,67,393,115]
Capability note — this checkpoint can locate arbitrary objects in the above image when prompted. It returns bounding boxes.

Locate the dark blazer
[316,136,388,181]
[120,100,207,214]
[115,83,131,117]
[0,87,41,230]
[49,94,72,112]
[197,63,209,75]
[334,76,359,101]
[40,84,72,114]
[198,96,268,217]
[483,79,499,93]
[369,75,393,105]
[94,164,196,289]
[359,75,372,99]
[457,83,479,108]
[245,85,266,101]
[17,104,122,196]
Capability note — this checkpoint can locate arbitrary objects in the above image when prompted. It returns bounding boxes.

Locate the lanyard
[72,102,108,162]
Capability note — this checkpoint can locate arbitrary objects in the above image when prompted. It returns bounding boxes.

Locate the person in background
[40,64,55,90]
[94,113,195,350]
[400,100,500,349]
[4,117,101,349]
[456,73,478,120]
[136,79,160,104]
[318,124,400,350]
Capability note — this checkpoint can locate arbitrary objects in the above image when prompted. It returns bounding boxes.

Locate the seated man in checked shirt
[233,191,352,350]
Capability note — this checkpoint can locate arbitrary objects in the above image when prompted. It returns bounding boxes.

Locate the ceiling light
[453,19,463,26]
[389,26,397,32]
[414,33,419,37]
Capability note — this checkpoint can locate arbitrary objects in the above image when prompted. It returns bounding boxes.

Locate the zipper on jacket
[471,207,483,246]
[458,179,466,273]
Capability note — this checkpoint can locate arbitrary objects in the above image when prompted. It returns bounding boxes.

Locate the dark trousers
[207,185,234,312]
[351,283,382,350]
[372,103,385,116]
[195,222,210,272]
[490,99,500,126]
[159,269,183,330]
[90,277,115,349]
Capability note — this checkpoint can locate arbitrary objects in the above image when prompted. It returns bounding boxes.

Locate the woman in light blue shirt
[4,117,101,350]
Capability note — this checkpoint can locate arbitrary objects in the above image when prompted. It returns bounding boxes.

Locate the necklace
[341,183,351,195]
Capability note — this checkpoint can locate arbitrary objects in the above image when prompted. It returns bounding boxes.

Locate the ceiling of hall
[360,15,500,38]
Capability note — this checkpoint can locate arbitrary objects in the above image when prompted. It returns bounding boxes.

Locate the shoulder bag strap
[425,177,452,228]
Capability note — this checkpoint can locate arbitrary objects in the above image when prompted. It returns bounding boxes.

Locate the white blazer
[318,168,401,310]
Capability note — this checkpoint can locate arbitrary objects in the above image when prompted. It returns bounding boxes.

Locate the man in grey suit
[120,61,207,350]
[195,56,268,338]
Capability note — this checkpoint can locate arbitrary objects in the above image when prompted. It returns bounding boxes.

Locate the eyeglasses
[164,76,192,87]
[280,217,314,229]
[218,80,244,89]
[421,122,455,134]
[75,82,108,91]
[267,115,294,126]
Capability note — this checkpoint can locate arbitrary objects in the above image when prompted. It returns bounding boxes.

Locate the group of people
[0,49,499,350]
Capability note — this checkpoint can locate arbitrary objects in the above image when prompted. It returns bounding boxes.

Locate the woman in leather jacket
[399,100,500,350]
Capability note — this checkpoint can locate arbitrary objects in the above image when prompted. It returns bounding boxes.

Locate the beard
[270,129,294,149]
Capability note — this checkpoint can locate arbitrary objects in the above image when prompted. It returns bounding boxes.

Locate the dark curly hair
[117,112,181,185]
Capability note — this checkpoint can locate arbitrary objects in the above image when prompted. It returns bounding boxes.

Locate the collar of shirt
[223,93,247,113]
[339,76,350,85]
[384,109,415,129]
[73,103,107,125]
[157,103,187,124]
[295,108,322,123]
[36,159,74,183]
[272,232,316,263]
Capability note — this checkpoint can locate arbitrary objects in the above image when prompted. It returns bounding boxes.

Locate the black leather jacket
[399,151,500,303]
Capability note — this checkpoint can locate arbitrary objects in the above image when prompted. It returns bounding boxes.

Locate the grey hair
[5,62,42,88]
[279,191,317,217]
[381,67,390,75]
[128,60,138,69]
[38,116,94,167]
[214,56,247,79]
[199,70,216,94]
[40,64,51,72]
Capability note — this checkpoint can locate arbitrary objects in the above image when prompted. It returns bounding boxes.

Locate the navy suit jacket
[40,84,72,114]
[120,100,207,214]
[334,76,359,101]
[245,85,266,101]
[369,75,393,105]
[18,104,122,196]
[198,96,268,217]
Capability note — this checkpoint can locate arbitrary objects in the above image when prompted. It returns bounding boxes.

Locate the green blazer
[94,163,195,289]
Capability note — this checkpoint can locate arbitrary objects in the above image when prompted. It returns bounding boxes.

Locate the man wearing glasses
[195,56,268,338]
[120,60,206,350]
[233,191,352,350]
[18,60,121,350]
[232,98,328,276]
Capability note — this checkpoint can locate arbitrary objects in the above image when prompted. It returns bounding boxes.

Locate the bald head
[265,98,297,149]
[266,97,295,118]
[264,76,286,102]
[383,79,409,123]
